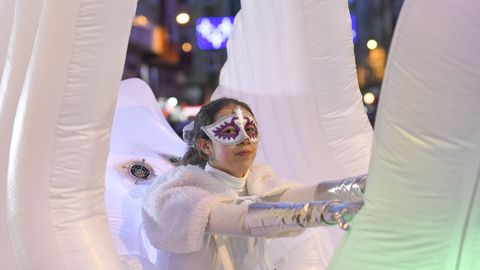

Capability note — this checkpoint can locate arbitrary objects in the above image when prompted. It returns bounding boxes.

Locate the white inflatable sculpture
[0,0,14,78]
[3,0,478,269]
[0,0,137,269]
[105,78,186,268]
[329,0,480,269]
[213,0,373,268]
[0,0,44,268]
[1,0,371,268]
[214,0,372,182]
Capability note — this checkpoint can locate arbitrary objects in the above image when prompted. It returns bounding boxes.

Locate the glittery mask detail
[202,106,259,145]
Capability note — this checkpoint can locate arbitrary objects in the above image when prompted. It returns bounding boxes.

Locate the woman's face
[200,103,258,177]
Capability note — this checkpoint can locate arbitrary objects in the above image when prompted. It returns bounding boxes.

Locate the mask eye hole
[245,125,257,136]
[212,121,240,140]
[245,117,259,138]
[223,126,237,135]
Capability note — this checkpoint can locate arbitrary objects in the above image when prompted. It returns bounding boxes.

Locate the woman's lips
[236,150,252,156]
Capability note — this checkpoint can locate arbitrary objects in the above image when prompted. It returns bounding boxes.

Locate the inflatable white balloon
[109,79,187,159]
[213,0,372,268]
[0,0,15,77]
[213,0,372,182]
[329,0,480,269]
[5,0,137,269]
[0,0,44,268]
[105,78,186,268]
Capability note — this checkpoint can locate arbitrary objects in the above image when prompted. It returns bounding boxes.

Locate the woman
[142,98,365,270]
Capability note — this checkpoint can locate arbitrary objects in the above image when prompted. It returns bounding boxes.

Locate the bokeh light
[363,92,376,105]
[176,12,190,24]
[181,42,192,53]
[367,39,378,50]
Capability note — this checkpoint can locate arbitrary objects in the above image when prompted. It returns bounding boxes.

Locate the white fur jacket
[142,164,297,253]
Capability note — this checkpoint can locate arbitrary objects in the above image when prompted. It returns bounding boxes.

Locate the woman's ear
[197,138,212,156]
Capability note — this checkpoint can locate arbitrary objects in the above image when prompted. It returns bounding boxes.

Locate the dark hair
[180,97,254,168]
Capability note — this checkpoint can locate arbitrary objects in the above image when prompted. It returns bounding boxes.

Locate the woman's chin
[238,160,254,173]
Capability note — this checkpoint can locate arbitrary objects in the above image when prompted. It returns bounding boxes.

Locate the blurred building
[123,0,240,103]
[349,0,405,125]
[122,0,240,135]
[123,0,404,129]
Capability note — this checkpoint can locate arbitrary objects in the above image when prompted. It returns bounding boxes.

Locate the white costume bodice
[142,164,296,270]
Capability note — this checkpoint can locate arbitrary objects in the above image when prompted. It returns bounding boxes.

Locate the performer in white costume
[142,97,367,270]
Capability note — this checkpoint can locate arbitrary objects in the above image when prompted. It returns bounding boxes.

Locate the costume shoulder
[146,165,221,194]
[142,165,226,253]
[247,164,301,196]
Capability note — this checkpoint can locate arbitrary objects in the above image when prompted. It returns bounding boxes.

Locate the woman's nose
[239,138,251,145]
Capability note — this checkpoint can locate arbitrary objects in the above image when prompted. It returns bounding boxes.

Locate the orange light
[181,42,192,53]
[151,26,168,55]
[133,15,148,27]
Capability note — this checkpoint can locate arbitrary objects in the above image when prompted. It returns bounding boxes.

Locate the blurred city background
[122,0,405,136]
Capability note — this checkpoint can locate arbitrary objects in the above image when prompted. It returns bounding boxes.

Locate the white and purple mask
[201,106,259,145]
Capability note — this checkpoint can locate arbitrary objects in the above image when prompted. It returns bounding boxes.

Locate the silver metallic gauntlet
[314,174,367,202]
[245,200,364,237]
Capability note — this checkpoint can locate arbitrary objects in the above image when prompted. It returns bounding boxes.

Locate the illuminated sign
[351,14,357,43]
[196,16,234,50]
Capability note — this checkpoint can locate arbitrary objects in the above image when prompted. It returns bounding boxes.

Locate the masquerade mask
[202,106,259,145]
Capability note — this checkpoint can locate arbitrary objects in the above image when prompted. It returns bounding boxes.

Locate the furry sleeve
[142,167,226,253]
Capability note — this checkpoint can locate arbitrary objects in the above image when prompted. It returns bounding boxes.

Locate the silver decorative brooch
[122,159,156,184]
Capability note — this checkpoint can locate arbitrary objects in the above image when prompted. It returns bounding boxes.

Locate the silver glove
[314,174,367,202]
[245,200,364,237]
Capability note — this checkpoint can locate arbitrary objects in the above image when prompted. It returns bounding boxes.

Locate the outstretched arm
[278,174,367,202]
[206,199,363,237]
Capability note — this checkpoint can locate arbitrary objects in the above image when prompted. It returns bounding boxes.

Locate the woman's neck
[206,162,247,178]
[205,163,248,195]
[208,162,248,178]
